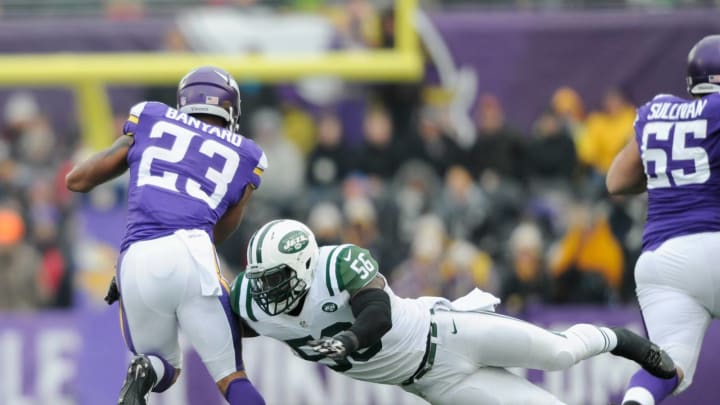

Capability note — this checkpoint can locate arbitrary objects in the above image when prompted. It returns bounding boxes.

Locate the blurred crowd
[0,79,648,314]
[0,0,656,314]
[0,92,77,311]
[212,82,646,316]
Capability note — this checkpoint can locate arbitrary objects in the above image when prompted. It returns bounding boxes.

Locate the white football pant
[634,231,720,393]
[403,309,617,405]
[117,230,243,382]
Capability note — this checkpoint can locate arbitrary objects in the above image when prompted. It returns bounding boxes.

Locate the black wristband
[334,330,360,353]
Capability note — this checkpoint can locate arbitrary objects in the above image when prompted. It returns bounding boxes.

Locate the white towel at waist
[174,229,223,297]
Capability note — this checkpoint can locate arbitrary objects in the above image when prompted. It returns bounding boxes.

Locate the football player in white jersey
[231,219,676,405]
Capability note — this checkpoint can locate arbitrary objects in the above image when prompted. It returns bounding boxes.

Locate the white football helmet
[245,219,319,315]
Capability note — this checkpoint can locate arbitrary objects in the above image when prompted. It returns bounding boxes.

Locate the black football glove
[104,276,120,305]
[307,331,359,360]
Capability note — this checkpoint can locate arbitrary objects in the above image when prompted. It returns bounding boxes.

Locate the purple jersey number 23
[138,120,240,209]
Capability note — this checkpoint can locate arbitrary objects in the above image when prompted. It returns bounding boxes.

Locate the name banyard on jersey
[120,101,266,251]
[635,93,720,250]
[231,244,435,385]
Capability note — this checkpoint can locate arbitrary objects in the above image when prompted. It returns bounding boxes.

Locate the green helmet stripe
[246,233,257,264]
[245,278,257,322]
[254,220,282,263]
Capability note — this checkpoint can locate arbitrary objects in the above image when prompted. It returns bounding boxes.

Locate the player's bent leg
[621,244,712,405]
[117,238,187,404]
[177,273,265,404]
[217,371,265,405]
[146,354,180,392]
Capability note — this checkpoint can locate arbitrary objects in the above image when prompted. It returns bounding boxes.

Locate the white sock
[564,324,619,359]
[599,326,618,352]
[623,386,655,405]
[147,355,165,388]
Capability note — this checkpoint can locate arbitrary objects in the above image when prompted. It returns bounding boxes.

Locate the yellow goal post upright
[0,0,421,150]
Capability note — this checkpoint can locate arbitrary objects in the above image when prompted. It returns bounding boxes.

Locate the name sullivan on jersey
[647,98,708,121]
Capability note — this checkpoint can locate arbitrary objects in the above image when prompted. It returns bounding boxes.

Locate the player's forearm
[347,288,392,349]
[66,136,132,192]
[213,187,254,244]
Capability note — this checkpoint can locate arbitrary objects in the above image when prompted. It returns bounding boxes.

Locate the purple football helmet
[177,66,241,131]
[687,35,720,96]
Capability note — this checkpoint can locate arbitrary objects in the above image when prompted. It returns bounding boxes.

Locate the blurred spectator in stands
[144,27,190,106]
[330,0,381,49]
[551,86,586,141]
[306,111,349,190]
[501,220,552,313]
[2,92,40,147]
[307,201,343,246]
[436,165,492,243]
[104,0,144,20]
[355,106,401,181]
[525,110,578,184]
[0,140,13,197]
[250,108,305,215]
[549,201,624,304]
[342,195,398,272]
[392,160,440,246]
[281,100,316,155]
[440,239,499,301]
[576,87,635,179]
[0,205,45,310]
[27,177,71,307]
[405,106,463,178]
[467,94,526,183]
[391,215,446,297]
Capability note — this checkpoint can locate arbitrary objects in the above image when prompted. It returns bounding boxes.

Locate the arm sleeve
[347,287,392,349]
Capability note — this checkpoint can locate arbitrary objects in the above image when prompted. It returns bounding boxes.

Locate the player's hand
[307,331,358,360]
[104,276,120,305]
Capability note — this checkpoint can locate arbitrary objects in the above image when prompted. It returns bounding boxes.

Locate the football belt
[401,309,438,386]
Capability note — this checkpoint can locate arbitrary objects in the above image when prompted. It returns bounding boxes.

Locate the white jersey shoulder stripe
[323,244,350,296]
[129,101,148,117]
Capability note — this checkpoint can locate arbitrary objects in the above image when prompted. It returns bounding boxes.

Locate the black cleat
[610,327,677,379]
[118,355,157,405]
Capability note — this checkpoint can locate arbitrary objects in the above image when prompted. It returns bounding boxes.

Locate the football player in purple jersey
[607,35,720,405]
[66,66,267,405]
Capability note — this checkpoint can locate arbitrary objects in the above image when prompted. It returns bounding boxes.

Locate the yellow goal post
[0,0,421,149]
